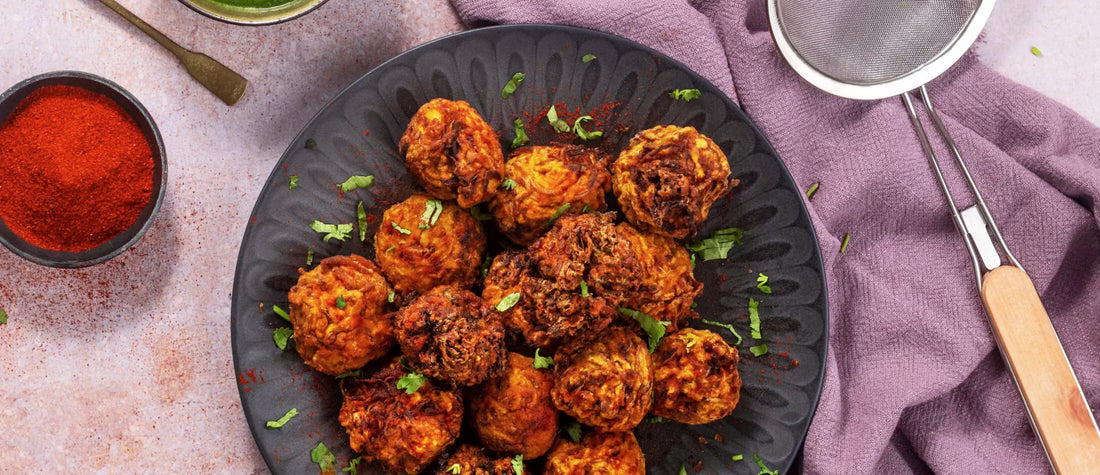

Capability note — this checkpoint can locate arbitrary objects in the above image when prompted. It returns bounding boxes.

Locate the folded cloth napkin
[451,0,1100,472]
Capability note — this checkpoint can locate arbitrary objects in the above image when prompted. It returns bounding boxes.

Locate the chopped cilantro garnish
[545,203,571,229]
[1031,46,1042,57]
[335,370,361,379]
[357,201,368,241]
[546,105,570,133]
[304,138,318,150]
[419,199,444,229]
[753,454,778,475]
[532,348,554,369]
[686,227,743,261]
[732,454,743,462]
[645,415,671,423]
[581,204,591,213]
[396,371,427,394]
[617,306,670,352]
[501,177,517,190]
[805,182,820,200]
[386,245,395,253]
[336,296,347,309]
[679,465,687,475]
[273,305,290,322]
[511,454,524,475]
[496,292,522,312]
[288,175,299,190]
[757,273,772,294]
[446,463,461,474]
[512,118,529,148]
[701,318,742,345]
[339,175,374,192]
[341,457,361,474]
[582,53,597,63]
[573,116,603,140]
[579,280,589,298]
[840,233,851,253]
[273,327,293,350]
[748,298,761,339]
[391,222,412,235]
[0,307,7,325]
[502,72,525,99]
[481,254,492,278]
[265,407,298,429]
[310,442,336,473]
[310,221,353,242]
[470,206,492,221]
[749,343,769,357]
[669,89,701,101]
[387,290,396,303]
[565,420,583,442]
[306,247,314,266]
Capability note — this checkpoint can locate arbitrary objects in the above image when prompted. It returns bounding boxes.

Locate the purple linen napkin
[451,0,1100,473]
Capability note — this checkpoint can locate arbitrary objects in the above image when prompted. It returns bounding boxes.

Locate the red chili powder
[0,85,154,252]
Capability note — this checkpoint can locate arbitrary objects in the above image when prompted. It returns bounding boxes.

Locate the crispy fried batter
[481,213,637,348]
[543,432,646,475]
[339,358,463,474]
[612,125,735,239]
[435,445,516,475]
[651,328,741,424]
[399,98,504,208]
[471,353,558,459]
[394,286,507,387]
[490,145,612,245]
[287,255,393,376]
[375,194,486,295]
[551,326,653,432]
[616,222,703,330]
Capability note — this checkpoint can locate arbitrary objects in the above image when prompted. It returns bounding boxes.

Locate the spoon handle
[97,0,188,59]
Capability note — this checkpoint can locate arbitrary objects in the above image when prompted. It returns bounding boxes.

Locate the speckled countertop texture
[0,0,1094,472]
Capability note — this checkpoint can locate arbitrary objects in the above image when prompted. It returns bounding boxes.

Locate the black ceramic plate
[232,24,827,474]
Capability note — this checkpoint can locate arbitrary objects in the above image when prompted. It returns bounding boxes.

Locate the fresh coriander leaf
[645,415,671,423]
[446,463,461,474]
[501,177,517,190]
[545,203,571,229]
[391,222,412,235]
[0,307,7,325]
[582,53,597,63]
[690,301,697,309]
[756,273,772,294]
[387,290,395,303]
[396,371,427,394]
[753,453,779,475]
[532,348,554,369]
[336,296,347,309]
[748,298,761,339]
[840,233,851,253]
[686,227,743,261]
[1031,46,1042,56]
[669,88,701,101]
[310,442,336,473]
[310,221,354,242]
[273,305,291,322]
[749,343,769,357]
[306,247,314,266]
[617,306,670,352]
[470,206,492,221]
[341,457,361,474]
[288,175,299,190]
[572,116,603,140]
[496,292,522,312]
[339,175,374,192]
[701,318,742,345]
[732,454,743,461]
[679,465,687,475]
[305,138,318,150]
[265,407,298,429]
[546,106,571,133]
[419,199,444,229]
[511,454,524,475]
[690,252,695,269]
[579,280,589,298]
[335,370,361,379]
[386,245,395,253]
[581,204,591,213]
[512,118,529,148]
[565,420,583,442]
[273,327,293,351]
[357,202,367,241]
[805,182,820,200]
[502,72,525,99]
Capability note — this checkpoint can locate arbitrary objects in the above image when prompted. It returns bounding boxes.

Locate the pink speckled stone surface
[0,0,1095,473]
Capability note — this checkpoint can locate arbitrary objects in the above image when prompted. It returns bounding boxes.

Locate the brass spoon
[97,0,248,106]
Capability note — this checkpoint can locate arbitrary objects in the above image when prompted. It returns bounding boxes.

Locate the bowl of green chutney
[180,0,328,25]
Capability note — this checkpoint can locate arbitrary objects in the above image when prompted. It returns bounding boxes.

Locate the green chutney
[211,0,296,8]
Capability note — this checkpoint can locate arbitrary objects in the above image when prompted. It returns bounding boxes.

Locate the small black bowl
[0,71,167,268]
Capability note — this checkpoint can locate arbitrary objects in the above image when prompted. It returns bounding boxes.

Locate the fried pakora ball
[651,328,742,424]
[616,223,703,330]
[612,125,735,239]
[543,432,646,475]
[551,326,653,432]
[471,353,558,459]
[394,286,507,387]
[435,445,517,475]
[490,145,612,245]
[375,194,486,295]
[481,213,637,348]
[399,98,504,208]
[339,357,463,474]
[287,254,393,376]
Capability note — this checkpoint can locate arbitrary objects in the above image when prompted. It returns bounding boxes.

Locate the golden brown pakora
[399,98,504,208]
[612,125,735,239]
[551,326,653,432]
[375,194,486,295]
[286,254,393,376]
[651,328,742,424]
[543,432,646,475]
[616,222,703,330]
[394,286,507,387]
[339,357,463,474]
[471,352,558,459]
[490,144,612,245]
[435,445,517,475]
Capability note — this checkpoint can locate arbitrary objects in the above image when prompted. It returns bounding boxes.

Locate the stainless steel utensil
[767,0,1100,472]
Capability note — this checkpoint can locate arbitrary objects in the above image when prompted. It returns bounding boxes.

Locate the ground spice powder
[0,85,154,252]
